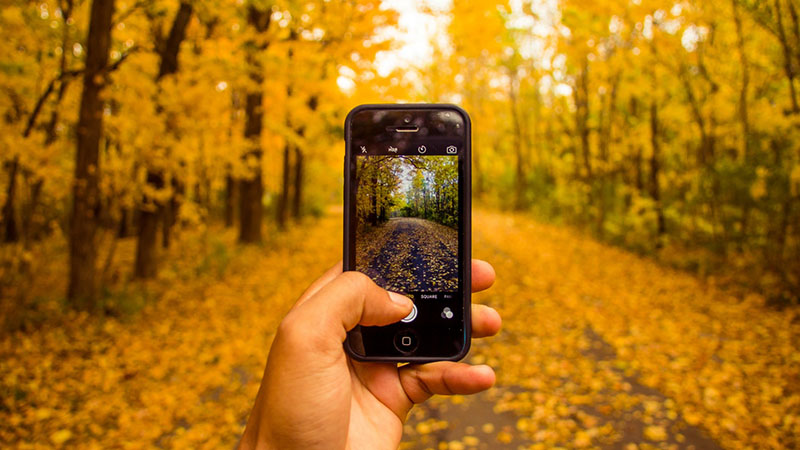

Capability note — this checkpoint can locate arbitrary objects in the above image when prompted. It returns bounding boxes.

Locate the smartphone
[343,104,471,362]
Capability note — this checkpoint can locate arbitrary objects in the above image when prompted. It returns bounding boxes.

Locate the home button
[393,329,419,353]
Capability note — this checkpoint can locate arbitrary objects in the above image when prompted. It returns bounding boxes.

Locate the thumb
[286,271,413,347]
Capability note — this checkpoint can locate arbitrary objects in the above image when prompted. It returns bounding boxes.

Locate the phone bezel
[342,103,472,363]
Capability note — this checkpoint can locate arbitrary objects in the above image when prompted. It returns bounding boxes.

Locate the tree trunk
[291,96,315,220]
[23,178,43,245]
[291,145,303,220]
[134,172,163,278]
[649,101,666,240]
[239,88,266,243]
[238,6,271,243]
[239,162,263,242]
[157,2,192,247]
[2,157,19,243]
[68,0,115,307]
[162,175,182,248]
[117,207,132,238]
[732,0,752,160]
[509,72,526,210]
[162,193,172,248]
[276,141,291,230]
[135,2,193,274]
[575,57,592,178]
[225,173,237,227]
[789,0,800,69]
[775,0,800,113]
[370,173,378,225]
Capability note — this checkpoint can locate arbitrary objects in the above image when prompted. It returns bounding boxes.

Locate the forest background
[356,156,459,230]
[2,0,799,311]
[2,0,800,447]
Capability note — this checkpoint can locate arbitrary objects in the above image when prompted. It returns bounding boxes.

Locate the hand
[238,260,501,450]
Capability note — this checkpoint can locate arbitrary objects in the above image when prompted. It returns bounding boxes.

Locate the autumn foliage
[2,0,800,448]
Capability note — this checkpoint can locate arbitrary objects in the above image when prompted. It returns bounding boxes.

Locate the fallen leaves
[357,217,458,293]
[466,210,800,449]
[2,209,799,449]
[0,216,341,448]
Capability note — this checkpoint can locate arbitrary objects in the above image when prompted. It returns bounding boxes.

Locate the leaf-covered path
[2,210,798,448]
[402,211,799,449]
[357,217,458,293]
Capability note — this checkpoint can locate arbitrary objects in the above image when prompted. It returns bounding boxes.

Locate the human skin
[238,259,501,450]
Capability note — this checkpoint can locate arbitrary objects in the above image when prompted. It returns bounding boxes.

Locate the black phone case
[342,103,472,363]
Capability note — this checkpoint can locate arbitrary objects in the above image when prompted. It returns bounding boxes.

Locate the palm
[346,362,406,449]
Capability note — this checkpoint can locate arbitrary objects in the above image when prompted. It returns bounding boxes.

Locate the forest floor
[357,217,458,293]
[1,209,799,449]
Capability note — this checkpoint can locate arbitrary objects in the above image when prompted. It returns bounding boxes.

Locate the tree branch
[22,46,138,138]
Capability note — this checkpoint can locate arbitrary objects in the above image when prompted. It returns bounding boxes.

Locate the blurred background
[1,0,799,448]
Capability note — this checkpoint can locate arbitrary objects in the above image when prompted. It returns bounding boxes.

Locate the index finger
[294,259,496,309]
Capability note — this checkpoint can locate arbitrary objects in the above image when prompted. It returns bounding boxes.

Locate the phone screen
[344,105,471,361]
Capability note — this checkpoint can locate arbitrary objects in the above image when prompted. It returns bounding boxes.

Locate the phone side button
[393,330,419,354]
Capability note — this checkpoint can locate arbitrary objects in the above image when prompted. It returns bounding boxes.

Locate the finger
[398,362,495,406]
[293,261,343,308]
[297,259,494,307]
[471,304,502,338]
[288,271,413,348]
[472,259,495,292]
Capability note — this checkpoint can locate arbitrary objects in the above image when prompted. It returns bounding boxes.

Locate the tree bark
[649,101,666,240]
[508,70,526,210]
[290,96,315,220]
[68,0,115,307]
[22,178,43,245]
[276,140,291,230]
[238,6,271,243]
[2,157,20,243]
[732,0,752,160]
[575,57,592,179]
[117,207,133,237]
[789,0,800,69]
[775,0,800,113]
[134,172,163,278]
[158,2,192,248]
[225,173,237,227]
[291,145,303,220]
[134,2,193,276]
[162,175,183,248]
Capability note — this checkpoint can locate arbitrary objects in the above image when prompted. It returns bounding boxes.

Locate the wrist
[238,413,277,450]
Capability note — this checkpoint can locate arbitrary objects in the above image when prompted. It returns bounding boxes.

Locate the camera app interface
[355,154,459,295]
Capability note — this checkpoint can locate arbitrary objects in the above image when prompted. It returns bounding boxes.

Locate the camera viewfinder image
[355,155,458,294]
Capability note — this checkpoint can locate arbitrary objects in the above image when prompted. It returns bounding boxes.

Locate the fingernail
[388,291,411,306]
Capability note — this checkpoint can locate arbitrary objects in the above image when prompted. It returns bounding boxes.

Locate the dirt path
[3,210,797,448]
[357,217,458,293]
[398,211,798,449]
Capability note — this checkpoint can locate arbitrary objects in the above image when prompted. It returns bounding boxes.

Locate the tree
[238,4,271,243]
[68,0,115,307]
[134,1,194,278]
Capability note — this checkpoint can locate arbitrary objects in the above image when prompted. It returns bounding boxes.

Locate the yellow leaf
[643,425,667,441]
[50,429,72,445]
